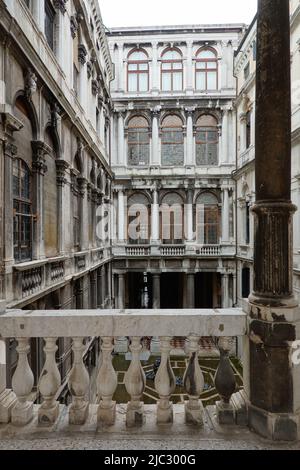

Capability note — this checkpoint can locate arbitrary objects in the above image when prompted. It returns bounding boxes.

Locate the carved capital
[70,15,78,38]
[77,176,88,197]
[78,44,88,65]
[56,159,69,186]
[4,142,17,158]
[31,141,49,175]
[53,0,68,14]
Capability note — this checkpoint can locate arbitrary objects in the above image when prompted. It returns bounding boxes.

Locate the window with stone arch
[127,193,151,245]
[161,114,184,166]
[127,49,149,92]
[161,48,183,91]
[13,159,33,263]
[196,114,219,166]
[160,192,184,244]
[195,192,220,245]
[195,47,218,91]
[127,116,150,166]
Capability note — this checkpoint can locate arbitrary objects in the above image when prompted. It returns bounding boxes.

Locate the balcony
[114,243,235,258]
[0,309,250,443]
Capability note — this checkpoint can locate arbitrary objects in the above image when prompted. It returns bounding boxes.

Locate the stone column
[117,43,124,92]
[77,177,88,251]
[222,188,230,243]
[101,265,106,308]
[221,110,229,164]
[32,0,45,34]
[53,1,67,67]
[152,274,161,309]
[151,41,159,92]
[151,110,160,165]
[186,187,194,243]
[32,141,48,260]
[117,112,125,166]
[221,274,230,308]
[186,41,193,93]
[56,160,69,255]
[186,109,194,166]
[246,0,300,442]
[151,185,160,244]
[3,143,17,265]
[90,271,97,309]
[118,273,125,309]
[117,189,126,243]
[186,273,195,309]
[97,268,103,309]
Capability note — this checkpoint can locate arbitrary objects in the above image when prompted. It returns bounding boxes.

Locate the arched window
[196,115,219,166]
[127,49,149,92]
[127,193,151,244]
[13,159,33,262]
[195,48,218,91]
[160,193,184,244]
[161,115,184,166]
[161,49,183,91]
[196,193,219,245]
[127,116,150,166]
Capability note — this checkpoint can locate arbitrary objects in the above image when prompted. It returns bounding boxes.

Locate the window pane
[162,73,171,91]
[207,71,217,89]
[173,62,182,70]
[161,63,170,70]
[196,72,206,90]
[173,72,182,90]
[128,73,138,91]
[128,63,138,71]
[207,62,217,68]
[139,73,148,91]
[139,63,148,71]
[198,50,216,59]
[196,62,206,69]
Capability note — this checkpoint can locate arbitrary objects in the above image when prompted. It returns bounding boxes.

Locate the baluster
[11,338,34,426]
[183,335,204,425]
[68,338,90,425]
[124,337,146,427]
[38,338,61,425]
[215,337,237,424]
[97,337,118,426]
[155,336,176,424]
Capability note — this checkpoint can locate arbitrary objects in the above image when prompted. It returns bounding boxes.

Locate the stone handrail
[0,308,247,428]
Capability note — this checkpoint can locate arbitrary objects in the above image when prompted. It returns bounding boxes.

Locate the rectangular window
[45,0,55,51]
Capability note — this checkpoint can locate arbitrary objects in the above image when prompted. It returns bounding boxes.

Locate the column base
[69,402,89,425]
[248,404,300,442]
[98,401,116,426]
[11,400,34,426]
[216,400,236,425]
[185,401,204,426]
[0,389,17,424]
[38,401,60,426]
[126,402,144,428]
[157,402,173,425]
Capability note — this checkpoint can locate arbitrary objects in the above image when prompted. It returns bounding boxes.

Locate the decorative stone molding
[31,141,49,175]
[3,142,17,158]
[70,15,79,38]
[53,0,68,14]
[24,68,37,101]
[78,44,88,65]
[56,160,69,186]
[51,102,61,130]
[87,61,92,79]
[77,177,88,198]
[92,79,100,96]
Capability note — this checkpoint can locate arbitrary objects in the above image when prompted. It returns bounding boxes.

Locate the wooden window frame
[195,117,219,166]
[195,47,218,91]
[161,48,183,92]
[44,0,56,52]
[127,49,149,93]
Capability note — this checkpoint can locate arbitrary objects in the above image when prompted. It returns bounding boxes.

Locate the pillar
[97,268,103,309]
[246,0,300,442]
[90,271,97,309]
[186,109,194,165]
[186,188,194,244]
[117,112,125,166]
[151,41,159,92]
[222,188,230,243]
[152,274,161,309]
[117,189,126,243]
[32,0,45,34]
[32,141,48,260]
[221,110,229,164]
[3,143,16,265]
[186,41,193,92]
[117,43,124,92]
[101,266,106,308]
[0,333,17,423]
[186,274,195,309]
[118,273,125,309]
[151,185,160,243]
[221,274,230,308]
[56,160,69,255]
[151,110,160,165]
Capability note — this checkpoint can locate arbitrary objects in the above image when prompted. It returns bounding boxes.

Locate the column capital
[31,141,50,175]
[56,159,69,186]
[53,0,68,14]
[3,142,17,158]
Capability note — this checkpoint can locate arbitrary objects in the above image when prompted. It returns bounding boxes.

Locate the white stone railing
[0,308,246,428]
[125,246,151,256]
[197,245,221,256]
[160,245,186,256]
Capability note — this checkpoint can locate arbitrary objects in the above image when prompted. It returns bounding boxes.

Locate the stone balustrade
[160,246,186,256]
[125,246,151,256]
[0,308,246,429]
[197,245,221,257]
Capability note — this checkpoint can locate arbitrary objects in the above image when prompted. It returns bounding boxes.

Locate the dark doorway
[242,267,251,298]
[195,272,221,308]
[161,273,183,308]
[128,272,152,308]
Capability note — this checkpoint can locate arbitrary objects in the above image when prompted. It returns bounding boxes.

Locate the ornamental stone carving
[24,68,37,101]
[78,44,88,65]
[53,0,68,14]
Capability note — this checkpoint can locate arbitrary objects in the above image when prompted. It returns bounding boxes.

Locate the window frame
[127,116,150,167]
[195,194,220,245]
[161,115,185,166]
[44,0,56,51]
[161,48,183,92]
[127,49,149,93]
[195,47,218,91]
[195,115,219,166]
[13,158,33,263]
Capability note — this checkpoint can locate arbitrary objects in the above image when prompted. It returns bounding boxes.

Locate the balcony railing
[125,246,151,256]
[160,245,186,256]
[0,308,246,429]
[197,245,221,256]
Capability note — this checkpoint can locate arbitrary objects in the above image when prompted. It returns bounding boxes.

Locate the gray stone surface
[0,404,299,450]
